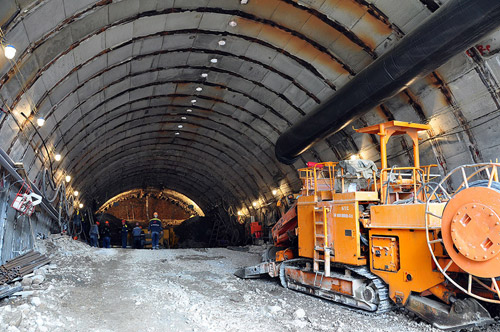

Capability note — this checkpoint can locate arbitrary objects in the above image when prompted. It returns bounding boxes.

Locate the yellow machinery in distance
[236,121,500,330]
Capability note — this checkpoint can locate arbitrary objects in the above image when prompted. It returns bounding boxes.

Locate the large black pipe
[275,0,500,164]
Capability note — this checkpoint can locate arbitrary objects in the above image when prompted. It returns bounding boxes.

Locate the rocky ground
[0,235,498,332]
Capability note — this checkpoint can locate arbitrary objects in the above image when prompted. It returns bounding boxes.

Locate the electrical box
[371,236,400,272]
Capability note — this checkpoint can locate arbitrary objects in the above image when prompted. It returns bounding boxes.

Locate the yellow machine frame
[295,121,449,304]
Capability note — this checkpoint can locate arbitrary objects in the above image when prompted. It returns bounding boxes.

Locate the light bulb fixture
[229,20,237,27]
[65,175,71,183]
[191,99,197,103]
[73,191,79,197]
[186,109,193,112]
[178,125,183,128]
[252,201,257,207]
[210,58,218,63]
[241,0,248,4]
[218,40,226,46]
[201,73,208,78]
[4,45,16,59]
[175,132,180,135]
[79,203,84,209]
[181,116,187,120]
[237,211,243,216]
[272,189,278,195]
[54,154,62,161]
[196,87,203,92]
[36,117,45,127]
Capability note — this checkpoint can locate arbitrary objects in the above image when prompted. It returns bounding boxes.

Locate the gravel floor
[0,235,498,332]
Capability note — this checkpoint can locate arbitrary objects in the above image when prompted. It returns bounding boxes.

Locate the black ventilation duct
[275,0,500,164]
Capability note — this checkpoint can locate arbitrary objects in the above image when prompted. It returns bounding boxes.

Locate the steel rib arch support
[77,149,256,205]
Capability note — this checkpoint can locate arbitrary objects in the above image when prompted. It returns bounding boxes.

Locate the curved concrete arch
[95,160,230,200]
[70,134,269,196]
[61,118,277,191]
[77,145,258,204]
[96,165,238,209]
[1,0,496,220]
[2,1,383,91]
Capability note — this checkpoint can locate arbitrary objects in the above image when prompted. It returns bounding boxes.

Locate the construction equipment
[236,121,500,330]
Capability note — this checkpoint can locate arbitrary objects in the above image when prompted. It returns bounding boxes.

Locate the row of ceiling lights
[236,189,279,215]
[175,23,235,136]
[1,44,85,209]
[2,15,243,203]
[34,119,84,209]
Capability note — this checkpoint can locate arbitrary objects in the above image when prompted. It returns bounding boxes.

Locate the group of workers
[89,212,163,249]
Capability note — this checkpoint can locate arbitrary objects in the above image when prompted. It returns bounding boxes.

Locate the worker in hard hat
[132,223,142,249]
[148,212,163,250]
[89,222,99,247]
[102,220,112,248]
[121,220,128,249]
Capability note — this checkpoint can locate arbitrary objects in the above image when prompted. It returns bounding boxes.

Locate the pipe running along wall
[275,0,500,164]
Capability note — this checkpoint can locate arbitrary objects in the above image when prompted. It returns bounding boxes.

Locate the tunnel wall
[0,176,54,264]
[1,0,500,217]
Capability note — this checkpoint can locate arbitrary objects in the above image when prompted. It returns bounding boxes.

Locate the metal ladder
[313,206,330,277]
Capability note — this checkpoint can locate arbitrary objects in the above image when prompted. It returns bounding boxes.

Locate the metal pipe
[0,147,59,220]
[275,0,500,164]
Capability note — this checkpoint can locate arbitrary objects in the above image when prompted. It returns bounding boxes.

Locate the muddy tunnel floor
[0,236,498,332]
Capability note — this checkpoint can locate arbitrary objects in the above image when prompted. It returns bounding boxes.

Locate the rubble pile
[0,264,61,332]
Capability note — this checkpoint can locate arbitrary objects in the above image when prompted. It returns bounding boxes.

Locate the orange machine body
[293,121,462,304]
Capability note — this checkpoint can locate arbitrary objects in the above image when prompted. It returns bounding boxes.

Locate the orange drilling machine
[236,121,500,330]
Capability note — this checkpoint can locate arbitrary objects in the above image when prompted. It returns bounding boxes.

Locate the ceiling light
[229,20,237,27]
[218,40,226,46]
[65,175,71,183]
[210,58,218,63]
[272,189,278,195]
[201,73,208,78]
[4,45,16,60]
[181,116,187,120]
[54,154,61,161]
[79,203,84,209]
[178,125,183,128]
[73,191,79,197]
[241,0,248,4]
[36,117,45,127]
[196,87,203,92]
[186,109,192,112]
[191,99,197,103]
[252,201,257,207]
[175,132,180,135]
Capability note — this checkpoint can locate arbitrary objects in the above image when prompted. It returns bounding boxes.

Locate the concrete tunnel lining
[0,0,499,251]
[1,0,500,330]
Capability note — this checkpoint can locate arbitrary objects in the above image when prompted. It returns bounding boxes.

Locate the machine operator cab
[298,120,438,206]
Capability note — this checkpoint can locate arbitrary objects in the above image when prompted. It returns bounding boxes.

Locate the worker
[132,223,142,249]
[148,212,163,250]
[89,222,99,247]
[121,220,128,249]
[102,220,111,248]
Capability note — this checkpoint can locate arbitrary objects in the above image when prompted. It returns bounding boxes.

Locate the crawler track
[280,259,393,315]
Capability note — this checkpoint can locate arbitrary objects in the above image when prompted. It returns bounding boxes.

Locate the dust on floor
[0,235,498,332]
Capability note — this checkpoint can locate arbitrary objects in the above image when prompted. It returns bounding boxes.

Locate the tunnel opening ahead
[87,188,248,249]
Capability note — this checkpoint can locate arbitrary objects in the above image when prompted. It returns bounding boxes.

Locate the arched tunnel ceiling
[1,0,500,212]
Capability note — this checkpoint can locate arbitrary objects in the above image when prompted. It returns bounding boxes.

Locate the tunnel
[1,1,500,331]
